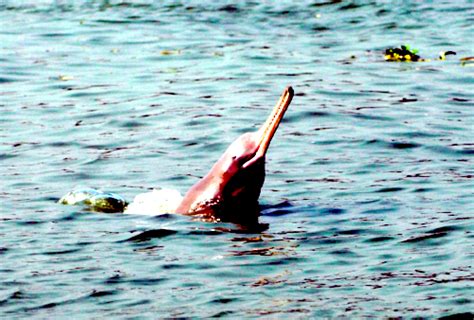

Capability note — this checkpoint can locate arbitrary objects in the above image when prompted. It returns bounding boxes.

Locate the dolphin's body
[59,87,294,225]
[175,87,294,224]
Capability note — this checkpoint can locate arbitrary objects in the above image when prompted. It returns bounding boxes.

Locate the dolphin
[175,86,294,224]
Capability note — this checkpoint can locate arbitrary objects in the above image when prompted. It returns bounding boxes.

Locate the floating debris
[58,188,127,213]
[384,45,423,62]
[160,49,182,56]
[384,45,458,62]
[460,56,474,67]
[58,75,74,81]
[438,50,456,60]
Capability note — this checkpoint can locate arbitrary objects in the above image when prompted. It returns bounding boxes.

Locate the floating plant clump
[384,45,422,62]
[384,45,457,62]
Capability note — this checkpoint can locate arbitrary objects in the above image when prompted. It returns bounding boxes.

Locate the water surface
[1,1,473,318]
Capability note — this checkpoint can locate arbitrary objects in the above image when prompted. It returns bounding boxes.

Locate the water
[1,1,473,318]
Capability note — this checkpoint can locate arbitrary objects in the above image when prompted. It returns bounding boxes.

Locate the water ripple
[1,0,472,318]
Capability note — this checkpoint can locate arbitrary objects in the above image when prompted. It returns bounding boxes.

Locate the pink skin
[175,87,294,223]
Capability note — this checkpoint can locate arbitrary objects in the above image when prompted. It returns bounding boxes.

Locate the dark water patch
[48,84,75,91]
[428,225,463,234]
[0,290,26,306]
[365,236,395,243]
[365,139,420,150]
[397,97,418,103]
[0,153,17,161]
[15,220,48,226]
[338,2,366,10]
[329,248,359,258]
[121,299,153,308]
[261,201,296,217]
[82,111,115,120]
[312,126,336,132]
[262,207,295,217]
[133,245,163,254]
[393,131,442,139]
[68,91,115,98]
[149,213,180,221]
[401,232,448,243]
[0,247,9,255]
[54,212,82,222]
[0,77,20,83]
[21,296,81,312]
[89,289,116,298]
[305,236,346,246]
[95,19,132,25]
[44,141,80,148]
[117,120,147,128]
[337,229,364,236]
[218,4,240,13]
[10,141,40,148]
[161,263,185,270]
[450,97,470,103]
[210,297,236,305]
[40,32,74,38]
[311,0,342,7]
[129,278,167,286]
[389,141,420,149]
[300,110,333,118]
[376,187,404,193]
[313,139,346,147]
[320,207,346,215]
[126,18,161,24]
[360,89,392,94]
[41,196,61,203]
[105,274,123,284]
[122,229,178,242]
[42,248,83,255]
[439,312,474,320]
[413,187,435,193]
[267,72,314,77]
[381,22,398,30]
[266,256,306,266]
[361,207,398,215]
[427,145,474,156]
[312,24,331,32]
[349,112,392,121]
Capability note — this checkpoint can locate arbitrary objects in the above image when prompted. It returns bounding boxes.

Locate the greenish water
[1,1,473,318]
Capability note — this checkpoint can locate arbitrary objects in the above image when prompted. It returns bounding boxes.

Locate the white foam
[124,188,183,216]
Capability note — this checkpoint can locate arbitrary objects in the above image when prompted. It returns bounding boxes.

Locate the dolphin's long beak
[243,86,294,168]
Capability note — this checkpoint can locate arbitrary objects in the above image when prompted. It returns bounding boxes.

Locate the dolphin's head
[176,87,294,224]
[210,87,294,221]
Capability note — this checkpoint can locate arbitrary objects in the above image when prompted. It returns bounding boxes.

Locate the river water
[1,1,473,318]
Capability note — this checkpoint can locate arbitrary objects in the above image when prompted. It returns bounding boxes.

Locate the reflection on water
[1,1,473,318]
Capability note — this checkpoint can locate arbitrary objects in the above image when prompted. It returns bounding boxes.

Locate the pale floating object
[160,49,181,56]
[124,188,183,216]
[58,188,127,213]
[58,75,74,81]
